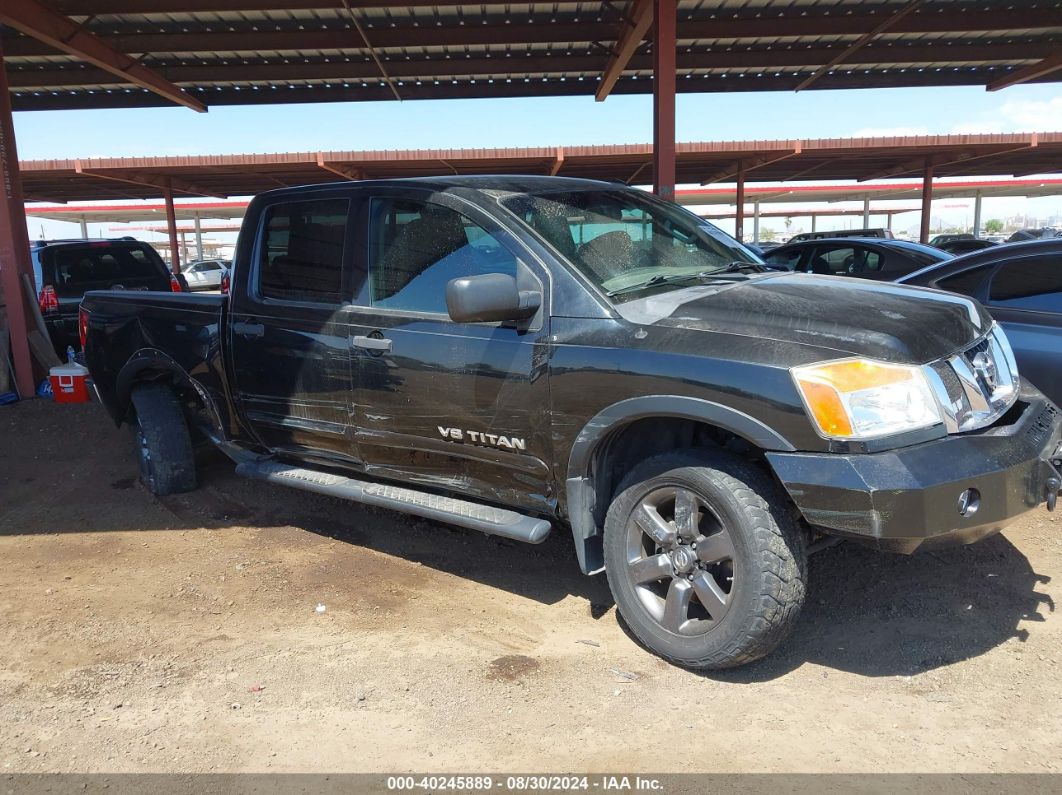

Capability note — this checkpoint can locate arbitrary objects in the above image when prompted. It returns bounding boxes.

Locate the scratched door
[346,189,555,515]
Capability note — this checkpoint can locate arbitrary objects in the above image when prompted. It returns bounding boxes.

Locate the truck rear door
[228,194,363,464]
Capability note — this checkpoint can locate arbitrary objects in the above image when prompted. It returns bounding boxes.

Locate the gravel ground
[1,398,1060,773]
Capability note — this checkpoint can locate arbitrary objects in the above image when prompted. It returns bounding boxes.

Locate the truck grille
[925,325,1019,433]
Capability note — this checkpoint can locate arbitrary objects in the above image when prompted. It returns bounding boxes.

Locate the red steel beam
[163,184,181,275]
[651,0,676,202]
[315,153,364,181]
[734,162,746,242]
[700,145,802,185]
[0,0,206,112]
[919,159,934,244]
[73,162,226,198]
[596,0,654,102]
[987,50,1062,91]
[0,45,36,398]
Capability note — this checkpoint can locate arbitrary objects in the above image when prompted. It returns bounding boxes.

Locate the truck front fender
[564,395,796,574]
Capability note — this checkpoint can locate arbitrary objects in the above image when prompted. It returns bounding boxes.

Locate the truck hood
[614,272,993,364]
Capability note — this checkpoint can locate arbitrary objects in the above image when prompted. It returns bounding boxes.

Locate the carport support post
[862,195,871,228]
[811,215,817,233]
[651,0,676,202]
[194,212,204,261]
[163,182,181,274]
[973,190,983,237]
[920,159,935,244]
[735,163,746,242]
[752,200,760,244]
[0,45,37,398]
[79,215,88,238]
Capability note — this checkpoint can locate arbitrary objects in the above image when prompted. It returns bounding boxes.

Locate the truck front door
[347,190,554,514]
[229,195,362,465]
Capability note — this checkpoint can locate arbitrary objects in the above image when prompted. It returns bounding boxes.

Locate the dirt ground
[1,398,1060,774]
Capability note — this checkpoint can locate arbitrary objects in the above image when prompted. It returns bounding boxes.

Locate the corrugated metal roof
[4,1,1061,110]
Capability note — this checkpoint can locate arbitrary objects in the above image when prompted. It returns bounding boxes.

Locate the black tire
[130,383,197,496]
[603,448,806,670]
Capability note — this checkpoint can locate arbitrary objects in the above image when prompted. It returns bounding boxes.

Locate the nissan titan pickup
[81,176,1062,669]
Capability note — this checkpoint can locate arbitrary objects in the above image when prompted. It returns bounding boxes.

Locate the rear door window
[987,256,1062,314]
[44,244,169,296]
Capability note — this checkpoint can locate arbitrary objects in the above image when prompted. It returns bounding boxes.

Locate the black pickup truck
[82,176,1062,670]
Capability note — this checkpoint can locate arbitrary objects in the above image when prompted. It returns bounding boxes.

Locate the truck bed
[81,290,233,434]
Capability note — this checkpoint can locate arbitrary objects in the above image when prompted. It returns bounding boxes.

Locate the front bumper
[767,388,1062,553]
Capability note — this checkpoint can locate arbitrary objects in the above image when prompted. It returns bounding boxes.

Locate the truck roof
[258,174,625,199]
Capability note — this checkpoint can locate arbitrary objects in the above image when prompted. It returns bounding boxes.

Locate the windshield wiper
[701,261,773,275]
[605,273,701,297]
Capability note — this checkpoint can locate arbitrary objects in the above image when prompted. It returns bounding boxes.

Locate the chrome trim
[927,325,1020,434]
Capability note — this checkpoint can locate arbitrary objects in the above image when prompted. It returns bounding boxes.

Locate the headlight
[792,359,943,440]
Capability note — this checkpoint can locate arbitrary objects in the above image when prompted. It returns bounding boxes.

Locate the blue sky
[14,83,1062,158]
[14,82,1062,241]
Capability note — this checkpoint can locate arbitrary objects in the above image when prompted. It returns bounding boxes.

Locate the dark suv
[31,238,178,355]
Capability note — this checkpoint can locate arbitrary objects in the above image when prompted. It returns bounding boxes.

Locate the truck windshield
[501,189,763,300]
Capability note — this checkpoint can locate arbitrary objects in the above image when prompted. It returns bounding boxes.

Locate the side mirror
[446,273,541,324]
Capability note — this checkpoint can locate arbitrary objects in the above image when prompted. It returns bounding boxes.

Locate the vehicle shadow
[2,401,1053,677]
[193,455,1053,679]
[704,534,1054,681]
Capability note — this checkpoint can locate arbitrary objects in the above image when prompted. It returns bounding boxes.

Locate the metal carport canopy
[4,1,1062,109]
[16,133,1062,203]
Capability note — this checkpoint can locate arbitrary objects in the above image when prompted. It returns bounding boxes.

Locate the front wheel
[603,449,807,670]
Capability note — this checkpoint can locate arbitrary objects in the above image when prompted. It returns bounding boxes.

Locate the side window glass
[988,257,1062,313]
[369,197,517,314]
[808,246,861,275]
[764,249,802,271]
[258,198,350,303]
[849,249,882,274]
[936,267,989,297]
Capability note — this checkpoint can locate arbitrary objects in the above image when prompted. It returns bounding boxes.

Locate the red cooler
[49,362,91,404]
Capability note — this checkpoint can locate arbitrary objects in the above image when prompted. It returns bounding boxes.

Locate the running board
[235,459,552,544]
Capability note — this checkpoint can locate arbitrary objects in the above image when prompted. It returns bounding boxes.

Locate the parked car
[897,239,1062,407]
[935,238,997,256]
[30,238,180,355]
[929,233,974,247]
[761,237,950,280]
[81,176,1062,671]
[787,227,893,243]
[183,259,232,291]
[748,241,781,255]
[1007,228,1060,243]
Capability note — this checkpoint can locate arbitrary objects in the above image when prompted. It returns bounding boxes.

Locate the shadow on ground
[1,398,1054,678]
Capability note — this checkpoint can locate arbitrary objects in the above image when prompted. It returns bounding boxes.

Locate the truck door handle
[233,321,265,338]
[352,334,392,352]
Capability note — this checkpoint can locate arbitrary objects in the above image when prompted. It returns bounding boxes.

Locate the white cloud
[997,97,1062,131]
[949,120,1006,134]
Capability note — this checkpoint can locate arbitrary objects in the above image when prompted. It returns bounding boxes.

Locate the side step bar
[235,459,552,544]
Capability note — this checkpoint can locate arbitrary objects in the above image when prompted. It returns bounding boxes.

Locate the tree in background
[985,219,1004,234]
[760,228,777,241]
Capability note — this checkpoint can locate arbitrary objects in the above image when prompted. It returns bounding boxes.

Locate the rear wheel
[130,383,197,496]
[603,449,806,670]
